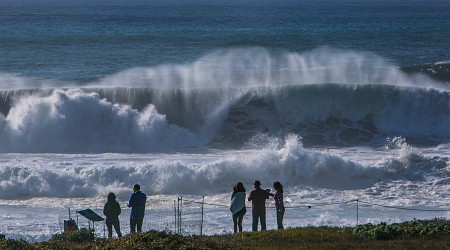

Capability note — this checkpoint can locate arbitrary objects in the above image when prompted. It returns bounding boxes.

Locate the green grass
[0,219,449,250]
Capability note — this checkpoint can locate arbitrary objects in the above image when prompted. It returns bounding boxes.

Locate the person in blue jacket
[127,184,147,233]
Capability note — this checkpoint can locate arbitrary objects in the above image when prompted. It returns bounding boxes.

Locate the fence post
[356,198,359,226]
[200,196,204,236]
[174,200,177,233]
[177,197,180,234]
[178,197,183,235]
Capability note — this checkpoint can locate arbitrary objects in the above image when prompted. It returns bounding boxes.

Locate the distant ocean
[0,0,449,242]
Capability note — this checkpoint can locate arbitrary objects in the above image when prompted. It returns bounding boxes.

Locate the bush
[353,218,450,240]
[0,238,32,250]
[49,228,95,243]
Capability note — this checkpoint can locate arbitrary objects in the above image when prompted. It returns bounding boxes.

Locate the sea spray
[93,47,447,89]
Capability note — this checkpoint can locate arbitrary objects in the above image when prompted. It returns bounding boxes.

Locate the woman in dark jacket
[103,192,122,238]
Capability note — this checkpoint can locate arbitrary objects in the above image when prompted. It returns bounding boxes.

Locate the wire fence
[60,196,450,239]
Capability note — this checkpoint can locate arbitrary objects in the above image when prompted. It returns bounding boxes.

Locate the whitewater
[0,48,449,241]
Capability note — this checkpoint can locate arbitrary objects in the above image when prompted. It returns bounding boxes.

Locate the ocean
[0,0,449,242]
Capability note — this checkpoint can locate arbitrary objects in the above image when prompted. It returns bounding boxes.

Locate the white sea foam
[0,136,446,200]
[0,138,448,241]
[1,89,199,153]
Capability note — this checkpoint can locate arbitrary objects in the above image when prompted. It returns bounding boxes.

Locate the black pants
[276,206,285,230]
[252,210,266,231]
[130,216,144,233]
[232,207,246,233]
[106,219,122,238]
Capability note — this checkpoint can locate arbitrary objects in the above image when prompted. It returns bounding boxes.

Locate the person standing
[269,181,285,229]
[127,184,147,233]
[230,182,246,233]
[247,180,269,231]
[103,192,122,238]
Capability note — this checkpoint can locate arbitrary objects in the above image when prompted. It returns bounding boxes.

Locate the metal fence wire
[59,196,450,239]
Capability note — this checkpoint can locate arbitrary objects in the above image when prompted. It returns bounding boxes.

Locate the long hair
[273,181,283,193]
[233,182,246,192]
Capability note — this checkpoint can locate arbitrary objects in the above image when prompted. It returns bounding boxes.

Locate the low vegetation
[0,219,449,249]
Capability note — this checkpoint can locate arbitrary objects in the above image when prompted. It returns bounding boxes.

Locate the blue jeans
[252,210,266,231]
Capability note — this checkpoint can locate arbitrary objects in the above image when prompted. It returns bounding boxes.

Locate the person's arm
[116,202,121,215]
[247,190,253,201]
[127,193,134,208]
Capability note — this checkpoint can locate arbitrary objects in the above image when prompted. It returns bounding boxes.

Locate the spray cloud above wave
[94,47,447,89]
[1,47,446,90]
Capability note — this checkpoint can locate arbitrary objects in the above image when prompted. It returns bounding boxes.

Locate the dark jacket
[248,187,269,213]
[128,191,146,218]
[103,200,121,222]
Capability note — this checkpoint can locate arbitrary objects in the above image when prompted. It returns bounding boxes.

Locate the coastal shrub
[353,218,450,240]
[353,222,400,240]
[0,238,31,250]
[48,228,95,243]
[398,218,450,236]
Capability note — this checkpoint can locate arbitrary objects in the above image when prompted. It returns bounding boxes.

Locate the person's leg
[277,208,285,229]
[237,209,245,232]
[260,210,266,231]
[252,212,259,232]
[106,221,113,238]
[232,213,239,233]
[113,220,122,237]
[130,217,137,233]
[137,217,143,232]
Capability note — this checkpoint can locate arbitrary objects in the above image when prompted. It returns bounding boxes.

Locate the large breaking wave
[0,48,449,153]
